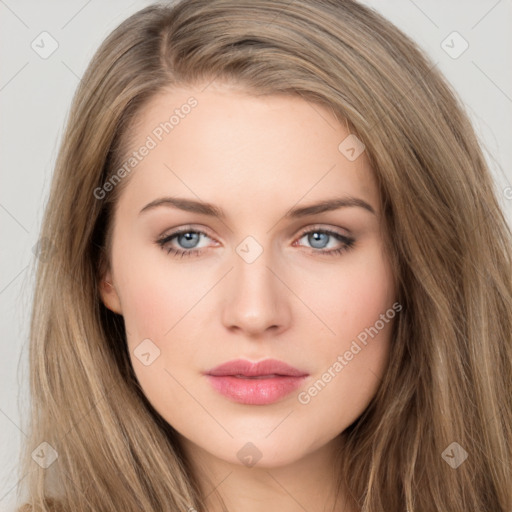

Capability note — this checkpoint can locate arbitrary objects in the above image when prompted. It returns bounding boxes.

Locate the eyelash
[155,225,356,259]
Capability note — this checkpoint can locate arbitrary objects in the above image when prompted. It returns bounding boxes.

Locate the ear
[99,269,123,314]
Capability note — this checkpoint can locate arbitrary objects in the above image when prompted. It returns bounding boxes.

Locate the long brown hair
[17,1,512,510]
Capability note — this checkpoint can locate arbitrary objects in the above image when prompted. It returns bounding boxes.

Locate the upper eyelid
[296,224,350,237]
[159,226,215,242]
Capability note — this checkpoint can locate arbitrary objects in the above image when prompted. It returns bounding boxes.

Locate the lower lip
[206,375,307,405]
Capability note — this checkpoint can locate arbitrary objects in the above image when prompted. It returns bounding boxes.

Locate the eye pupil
[179,232,200,248]
[309,232,328,249]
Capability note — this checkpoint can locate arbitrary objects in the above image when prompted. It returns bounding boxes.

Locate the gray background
[1,0,511,509]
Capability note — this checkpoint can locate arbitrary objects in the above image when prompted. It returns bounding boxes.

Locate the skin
[100,82,397,512]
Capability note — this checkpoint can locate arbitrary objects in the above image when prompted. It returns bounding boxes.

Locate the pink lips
[205,359,308,405]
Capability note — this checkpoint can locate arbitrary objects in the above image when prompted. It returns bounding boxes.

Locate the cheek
[123,281,177,340]
[303,242,395,346]
[115,244,201,342]
[115,263,203,413]
[296,243,395,404]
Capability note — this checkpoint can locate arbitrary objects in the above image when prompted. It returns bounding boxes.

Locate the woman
[17,0,512,510]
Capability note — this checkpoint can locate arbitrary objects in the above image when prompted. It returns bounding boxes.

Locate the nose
[221,247,292,337]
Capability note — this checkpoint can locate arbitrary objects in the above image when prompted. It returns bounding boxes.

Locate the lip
[204,358,309,405]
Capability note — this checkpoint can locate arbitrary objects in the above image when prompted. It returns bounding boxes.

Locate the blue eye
[156,226,355,258]
[294,228,355,256]
[156,228,212,258]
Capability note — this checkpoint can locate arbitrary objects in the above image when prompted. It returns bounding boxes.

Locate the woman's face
[100,83,397,468]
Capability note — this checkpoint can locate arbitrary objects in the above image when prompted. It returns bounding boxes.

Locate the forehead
[115,83,379,219]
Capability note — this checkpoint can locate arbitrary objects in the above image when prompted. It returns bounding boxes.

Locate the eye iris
[178,232,200,249]
[309,232,329,249]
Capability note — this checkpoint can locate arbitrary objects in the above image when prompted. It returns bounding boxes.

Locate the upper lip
[205,358,308,377]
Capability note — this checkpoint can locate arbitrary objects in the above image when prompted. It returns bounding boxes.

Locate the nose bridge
[221,234,290,334]
[234,239,275,292]
[232,235,279,306]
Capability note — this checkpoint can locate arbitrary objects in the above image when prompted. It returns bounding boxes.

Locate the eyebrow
[138,196,376,218]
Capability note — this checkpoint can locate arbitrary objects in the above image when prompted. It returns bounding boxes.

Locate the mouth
[204,358,308,405]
